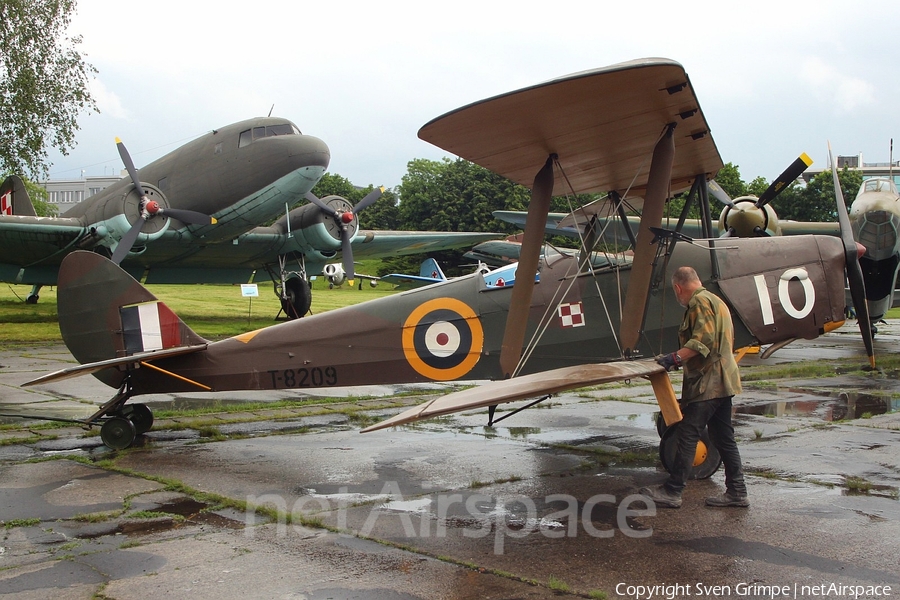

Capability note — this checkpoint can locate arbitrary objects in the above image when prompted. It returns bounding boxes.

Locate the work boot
[705,492,750,508]
[638,485,682,508]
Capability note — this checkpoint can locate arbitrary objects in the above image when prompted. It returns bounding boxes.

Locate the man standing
[639,266,749,508]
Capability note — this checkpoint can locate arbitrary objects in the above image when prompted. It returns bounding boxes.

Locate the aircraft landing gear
[100,416,136,450]
[655,413,722,479]
[268,254,312,319]
[118,403,154,435]
[280,276,311,319]
[25,284,42,304]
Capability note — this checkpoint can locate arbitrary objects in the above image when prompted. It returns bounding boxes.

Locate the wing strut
[619,124,676,356]
[499,154,556,379]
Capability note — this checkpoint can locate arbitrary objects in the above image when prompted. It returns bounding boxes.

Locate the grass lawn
[0,259,400,345]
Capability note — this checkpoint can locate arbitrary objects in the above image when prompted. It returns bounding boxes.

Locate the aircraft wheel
[119,403,154,435]
[658,424,722,480]
[655,412,668,437]
[100,416,136,450]
[281,276,311,319]
[25,294,39,304]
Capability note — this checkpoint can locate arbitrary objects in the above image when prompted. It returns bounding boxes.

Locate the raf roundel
[402,298,484,380]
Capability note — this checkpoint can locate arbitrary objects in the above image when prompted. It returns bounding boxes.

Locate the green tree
[779,168,862,223]
[398,158,531,233]
[714,163,747,199]
[24,177,56,216]
[1,0,98,179]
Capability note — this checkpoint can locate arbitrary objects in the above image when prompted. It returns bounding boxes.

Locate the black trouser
[665,396,746,496]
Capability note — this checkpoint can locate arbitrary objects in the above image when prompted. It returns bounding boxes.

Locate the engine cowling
[323,263,346,286]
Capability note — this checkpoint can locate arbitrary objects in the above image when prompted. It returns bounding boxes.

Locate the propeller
[711,153,813,238]
[828,143,875,368]
[111,138,216,264]
[304,186,384,283]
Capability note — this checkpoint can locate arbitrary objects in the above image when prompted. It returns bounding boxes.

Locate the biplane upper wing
[362,359,671,432]
[419,57,723,197]
[419,57,724,376]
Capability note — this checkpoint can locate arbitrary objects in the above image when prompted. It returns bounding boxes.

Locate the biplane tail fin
[0,175,37,216]
[54,251,208,388]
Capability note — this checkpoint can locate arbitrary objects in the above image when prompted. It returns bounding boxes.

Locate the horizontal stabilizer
[22,344,208,387]
[361,359,666,432]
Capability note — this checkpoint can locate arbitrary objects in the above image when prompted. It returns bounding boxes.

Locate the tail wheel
[658,424,722,480]
[281,276,311,319]
[100,416,136,450]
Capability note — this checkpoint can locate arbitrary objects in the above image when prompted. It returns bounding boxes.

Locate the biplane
[16,60,873,480]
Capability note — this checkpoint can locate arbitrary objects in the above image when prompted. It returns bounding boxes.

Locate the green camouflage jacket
[678,287,742,403]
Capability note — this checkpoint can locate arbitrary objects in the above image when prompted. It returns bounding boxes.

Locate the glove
[656,352,681,372]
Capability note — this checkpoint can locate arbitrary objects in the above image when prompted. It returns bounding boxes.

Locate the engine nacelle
[94,182,171,255]
[277,196,358,251]
[323,263,346,286]
[718,196,779,237]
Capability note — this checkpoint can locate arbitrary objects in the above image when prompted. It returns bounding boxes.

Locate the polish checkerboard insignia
[558,302,585,328]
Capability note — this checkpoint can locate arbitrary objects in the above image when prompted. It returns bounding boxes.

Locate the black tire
[655,412,668,437]
[100,416,136,450]
[658,424,722,480]
[281,276,311,319]
[119,403,154,435]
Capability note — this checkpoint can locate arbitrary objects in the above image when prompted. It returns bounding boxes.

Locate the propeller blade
[755,153,813,208]
[110,216,145,264]
[828,142,874,367]
[353,186,385,215]
[115,138,147,198]
[341,227,355,283]
[708,179,734,208]
[158,207,217,226]
[305,191,336,216]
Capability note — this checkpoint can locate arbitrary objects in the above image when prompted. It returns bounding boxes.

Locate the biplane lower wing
[361,359,679,432]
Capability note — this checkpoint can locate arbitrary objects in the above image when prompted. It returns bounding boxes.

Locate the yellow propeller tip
[800,152,813,166]
[115,137,122,144]
[210,217,218,224]
[870,356,876,369]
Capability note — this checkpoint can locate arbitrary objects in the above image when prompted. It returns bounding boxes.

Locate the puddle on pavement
[736,391,900,421]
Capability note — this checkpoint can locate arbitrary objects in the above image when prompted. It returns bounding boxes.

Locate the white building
[803,154,900,187]
[39,174,123,213]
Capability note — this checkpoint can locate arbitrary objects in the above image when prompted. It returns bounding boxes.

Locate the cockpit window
[238,123,302,147]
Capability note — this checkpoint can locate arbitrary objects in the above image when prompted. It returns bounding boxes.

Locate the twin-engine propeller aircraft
[0,117,500,318]
[17,60,874,475]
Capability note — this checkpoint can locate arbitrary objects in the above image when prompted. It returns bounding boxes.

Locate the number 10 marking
[753,268,815,325]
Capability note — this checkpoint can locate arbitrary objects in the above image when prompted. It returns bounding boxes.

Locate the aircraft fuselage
[850,177,900,321]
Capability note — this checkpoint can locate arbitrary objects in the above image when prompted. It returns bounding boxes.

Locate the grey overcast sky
[46,0,900,192]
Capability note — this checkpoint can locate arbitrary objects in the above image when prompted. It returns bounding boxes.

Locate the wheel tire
[100,416,136,450]
[25,295,39,304]
[119,403,154,435]
[281,276,311,319]
[658,424,722,480]
[655,412,668,438]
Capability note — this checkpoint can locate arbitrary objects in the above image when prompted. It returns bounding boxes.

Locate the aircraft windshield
[238,123,302,148]
[862,178,897,194]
